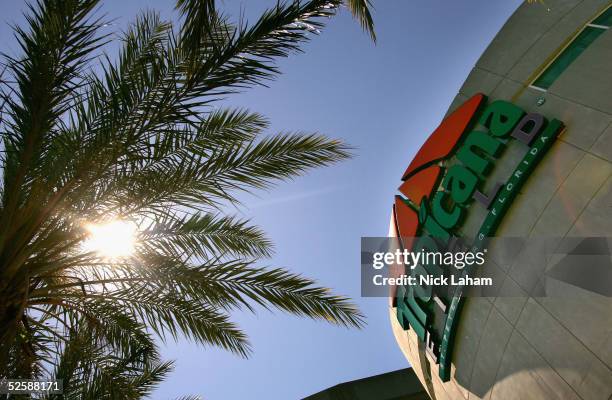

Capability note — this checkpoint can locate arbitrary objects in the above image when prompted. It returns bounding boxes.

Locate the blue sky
[1,1,523,399]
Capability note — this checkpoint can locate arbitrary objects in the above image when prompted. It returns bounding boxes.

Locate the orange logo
[391,93,485,244]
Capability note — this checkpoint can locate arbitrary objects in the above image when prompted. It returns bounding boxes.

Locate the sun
[83,219,137,259]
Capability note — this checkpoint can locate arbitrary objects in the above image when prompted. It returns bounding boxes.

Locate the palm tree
[0,0,374,382]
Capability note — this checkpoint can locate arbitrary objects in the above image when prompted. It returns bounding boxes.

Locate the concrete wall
[391,1,612,399]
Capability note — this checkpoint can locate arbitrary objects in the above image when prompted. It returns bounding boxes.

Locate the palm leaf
[346,0,376,42]
[0,0,372,390]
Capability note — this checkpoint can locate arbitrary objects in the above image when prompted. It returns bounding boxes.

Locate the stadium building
[389,1,612,399]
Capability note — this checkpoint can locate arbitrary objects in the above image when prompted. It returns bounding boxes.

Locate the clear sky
[1,1,523,399]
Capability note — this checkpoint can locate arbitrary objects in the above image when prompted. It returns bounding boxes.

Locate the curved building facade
[390,1,612,399]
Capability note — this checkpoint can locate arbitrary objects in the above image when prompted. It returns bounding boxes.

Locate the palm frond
[1,0,106,203]
[0,0,370,391]
[346,0,376,42]
[176,0,217,61]
[49,317,173,400]
[187,261,365,328]
[138,212,273,260]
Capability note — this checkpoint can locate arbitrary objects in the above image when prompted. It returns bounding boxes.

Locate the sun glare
[84,220,137,259]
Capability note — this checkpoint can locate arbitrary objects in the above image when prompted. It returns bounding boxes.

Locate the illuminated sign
[390,93,564,382]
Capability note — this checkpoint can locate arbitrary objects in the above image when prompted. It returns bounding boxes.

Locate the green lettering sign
[393,95,565,382]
